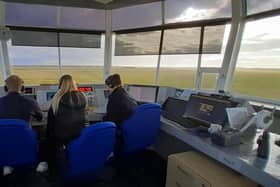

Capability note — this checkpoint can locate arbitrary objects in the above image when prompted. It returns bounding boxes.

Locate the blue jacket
[0,92,43,122]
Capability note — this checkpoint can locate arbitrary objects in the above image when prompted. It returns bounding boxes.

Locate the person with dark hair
[0,75,43,122]
[103,74,138,127]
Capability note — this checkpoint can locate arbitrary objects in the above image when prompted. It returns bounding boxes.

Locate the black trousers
[39,138,68,176]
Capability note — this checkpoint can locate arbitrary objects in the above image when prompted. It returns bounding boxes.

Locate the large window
[112,2,162,30]
[232,16,280,100]
[5,2,105,30]
[201,73,218,90]
[7,30,104,85]
[5,3,57,28]
[60,33,105,84]
[112,32,161,84]
[8,40,59,85]
[59,7,105,30]
[114,31,161,56]
[247,0,280,15]
[0,67,3,86]
[159,27,200,88]
[165,0,231,23]
[200,25,230,67]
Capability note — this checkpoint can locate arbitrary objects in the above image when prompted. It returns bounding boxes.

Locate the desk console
[166,151,257,187]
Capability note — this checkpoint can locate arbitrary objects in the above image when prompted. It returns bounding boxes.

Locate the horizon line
[11,65,280,70]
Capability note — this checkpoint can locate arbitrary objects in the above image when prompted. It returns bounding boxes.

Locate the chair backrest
[67,122,116,178]
[0,119,37,167]
[120,103,161,154]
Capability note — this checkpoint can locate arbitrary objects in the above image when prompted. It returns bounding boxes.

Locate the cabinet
[166,151,257,187]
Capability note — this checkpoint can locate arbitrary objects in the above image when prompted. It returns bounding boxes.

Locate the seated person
[46,74,87,173]
[0,75,43,122]
[103,74,138,127]
[0,75,43,175]
[47,74,87,146]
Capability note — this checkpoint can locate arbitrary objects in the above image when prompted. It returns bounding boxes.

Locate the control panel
[32,84,109,112]
[36,85,58,111]
[23,87,37,100]
[77,84,95,109]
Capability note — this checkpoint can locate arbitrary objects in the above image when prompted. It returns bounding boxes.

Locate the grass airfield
[9,66,280,101]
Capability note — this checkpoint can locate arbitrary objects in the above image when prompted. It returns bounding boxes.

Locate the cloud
[166,0,231,22]
[241,39,280,52]
[247,0,280,14]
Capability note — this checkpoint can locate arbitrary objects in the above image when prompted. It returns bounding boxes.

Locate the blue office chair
[0,119,37,168]
[117,103,161,155]
[65,122,116,180]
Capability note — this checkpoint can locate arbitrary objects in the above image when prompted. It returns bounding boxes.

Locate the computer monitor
[24,87,35,94]
[162,97,187,118]
[127,85,158,103]
[91,88,107,107]
[162,97,198,128]
[104,90,110,99]
[183,94,238,127]
[175,89,183,97]
[24,94,36,100]
[46,91,56,101]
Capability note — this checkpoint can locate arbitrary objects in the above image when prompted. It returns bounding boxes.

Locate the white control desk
[161,117,280,187]
[87,105,106,122]
[30,112,48,127]
[31,106,106,127]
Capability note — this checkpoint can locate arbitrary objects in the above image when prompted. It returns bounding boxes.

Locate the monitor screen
[24,94,36,100]
[78,86,93,92]
[46,92,56,101]
[162,97,188,119]
[127,85,158,103]
[104,90,110,99]
[24,87,34,94]
[183,94,238,126]
[175,89,183,97]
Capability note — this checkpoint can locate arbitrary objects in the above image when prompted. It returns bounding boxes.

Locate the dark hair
[105,74,122,88]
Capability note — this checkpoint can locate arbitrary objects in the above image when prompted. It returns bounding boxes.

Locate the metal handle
[177,165,189,177]
[176,181,182,187]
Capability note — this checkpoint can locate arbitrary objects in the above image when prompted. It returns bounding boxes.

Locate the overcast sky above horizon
[4,0,280,69]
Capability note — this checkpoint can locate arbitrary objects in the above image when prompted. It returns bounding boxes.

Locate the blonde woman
[46,74,87,174]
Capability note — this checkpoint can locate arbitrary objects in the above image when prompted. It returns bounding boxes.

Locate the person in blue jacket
[0,75,43,122]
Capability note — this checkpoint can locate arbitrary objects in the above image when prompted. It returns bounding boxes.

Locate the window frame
[6,26,105,85]
[228,2,280,103]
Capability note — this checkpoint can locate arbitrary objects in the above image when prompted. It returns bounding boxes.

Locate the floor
[0,150,167,187]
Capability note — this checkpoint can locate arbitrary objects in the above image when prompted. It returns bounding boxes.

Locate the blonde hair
[51,74,77,115]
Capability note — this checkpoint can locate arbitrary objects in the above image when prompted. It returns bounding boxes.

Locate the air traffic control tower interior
[0,0,280,187]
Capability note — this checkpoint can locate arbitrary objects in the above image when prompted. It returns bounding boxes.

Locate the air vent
[95,0,114,4]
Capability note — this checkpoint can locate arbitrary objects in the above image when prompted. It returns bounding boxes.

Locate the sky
[4,0,280,69]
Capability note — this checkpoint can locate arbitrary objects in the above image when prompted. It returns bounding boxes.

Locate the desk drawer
[166,156,211,187]
[166,152,258,187]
